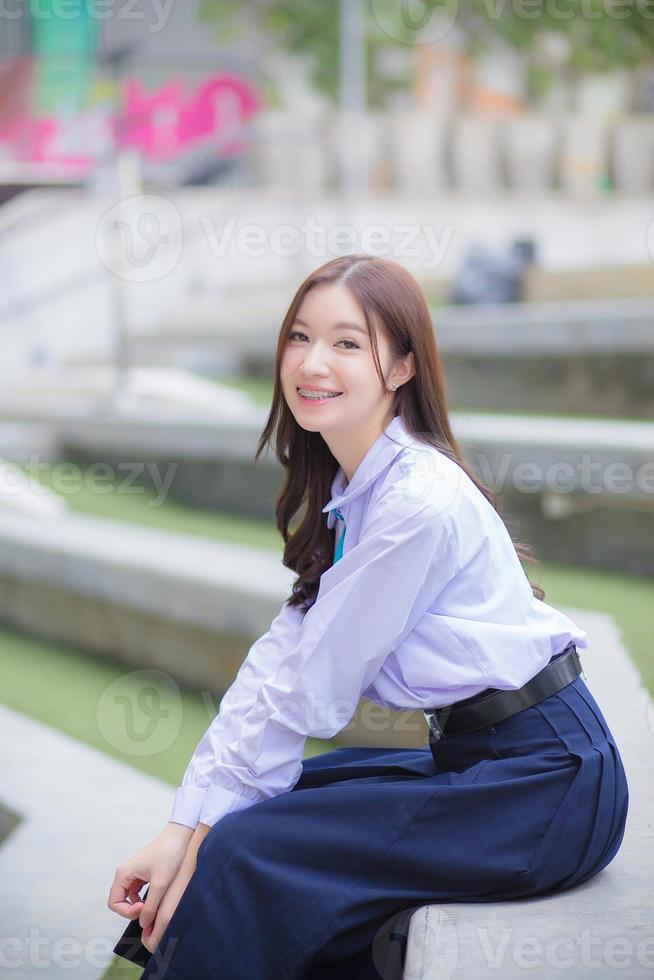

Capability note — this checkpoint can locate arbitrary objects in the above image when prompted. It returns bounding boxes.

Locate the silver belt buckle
[424,709,444,741]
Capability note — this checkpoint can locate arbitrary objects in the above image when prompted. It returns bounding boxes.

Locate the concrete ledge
[403,611,653,979]
[3,408,650,573]
[131,297,654,417]
[0,510,291,692]
[0,511,427,749]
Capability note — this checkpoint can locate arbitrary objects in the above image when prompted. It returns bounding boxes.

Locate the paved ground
[0,708,172,979]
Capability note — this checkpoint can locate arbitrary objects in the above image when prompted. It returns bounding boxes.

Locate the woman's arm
[169,596,308,830]
[170,476,459,830]
[188,820,211,852]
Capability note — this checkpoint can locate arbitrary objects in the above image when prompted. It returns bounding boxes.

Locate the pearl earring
[389,383,398,392]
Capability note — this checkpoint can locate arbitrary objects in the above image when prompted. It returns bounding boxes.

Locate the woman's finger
[143,911,170,955]
[126,879,147,905]
[108,870,146,918]
[141,921,157,954]
[139,879,167,930]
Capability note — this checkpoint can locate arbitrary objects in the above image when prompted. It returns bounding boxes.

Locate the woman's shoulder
[369,439,468,528]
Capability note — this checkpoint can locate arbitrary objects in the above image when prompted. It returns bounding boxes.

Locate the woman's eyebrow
[293,317,368,336]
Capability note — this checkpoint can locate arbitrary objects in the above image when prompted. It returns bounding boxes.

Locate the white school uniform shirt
[170,413,588,829]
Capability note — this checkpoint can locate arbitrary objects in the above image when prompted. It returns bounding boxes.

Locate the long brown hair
[254,254,545,612]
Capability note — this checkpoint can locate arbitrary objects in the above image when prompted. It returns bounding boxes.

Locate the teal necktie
[333,509,346,564]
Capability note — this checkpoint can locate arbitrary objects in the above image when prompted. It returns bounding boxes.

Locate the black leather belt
[424,643,583,742]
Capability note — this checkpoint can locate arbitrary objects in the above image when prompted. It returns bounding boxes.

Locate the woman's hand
[141,822,212,954]
[108,823,194,926]
[140,848,195,953]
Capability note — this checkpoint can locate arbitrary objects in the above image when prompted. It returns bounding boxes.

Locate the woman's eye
[288,331,359,350]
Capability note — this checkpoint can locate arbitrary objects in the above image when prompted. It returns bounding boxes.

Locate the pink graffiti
[0,71,261,169]
[118,73,260,160]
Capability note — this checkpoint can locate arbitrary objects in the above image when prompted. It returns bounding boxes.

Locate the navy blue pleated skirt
[114,672,629,980]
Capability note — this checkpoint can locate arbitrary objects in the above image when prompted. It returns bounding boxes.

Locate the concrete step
[0,510,423,749]
[1,405,650,572]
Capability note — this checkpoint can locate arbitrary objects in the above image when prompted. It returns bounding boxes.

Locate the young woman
[109,254,629,979]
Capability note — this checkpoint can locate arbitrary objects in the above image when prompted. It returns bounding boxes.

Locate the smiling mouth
[296,388,343,400]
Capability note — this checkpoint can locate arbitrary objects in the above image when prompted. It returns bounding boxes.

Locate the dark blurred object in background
[449,238,538,305]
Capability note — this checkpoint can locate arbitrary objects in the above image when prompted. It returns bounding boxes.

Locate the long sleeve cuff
[169,784,208,830]
[169,782,260,830]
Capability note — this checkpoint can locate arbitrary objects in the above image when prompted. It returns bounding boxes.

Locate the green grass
[102,956,140,979]
[23,461,285,552]
[536,561,653,696]
[212,373,276,406]
[0,626,331,788]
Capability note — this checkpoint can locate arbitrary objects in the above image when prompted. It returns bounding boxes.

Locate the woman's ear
[397,350,415,385]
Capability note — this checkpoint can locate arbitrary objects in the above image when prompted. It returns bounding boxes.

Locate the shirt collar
[321,414,418,520]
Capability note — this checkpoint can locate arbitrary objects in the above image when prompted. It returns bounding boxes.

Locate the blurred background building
[0,0,653,379]
[0,4,652,975]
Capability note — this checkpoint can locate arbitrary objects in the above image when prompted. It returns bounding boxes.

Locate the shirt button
[488,726,497,735]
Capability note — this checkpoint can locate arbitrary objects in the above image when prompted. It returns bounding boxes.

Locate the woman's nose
[302,344,330,372]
